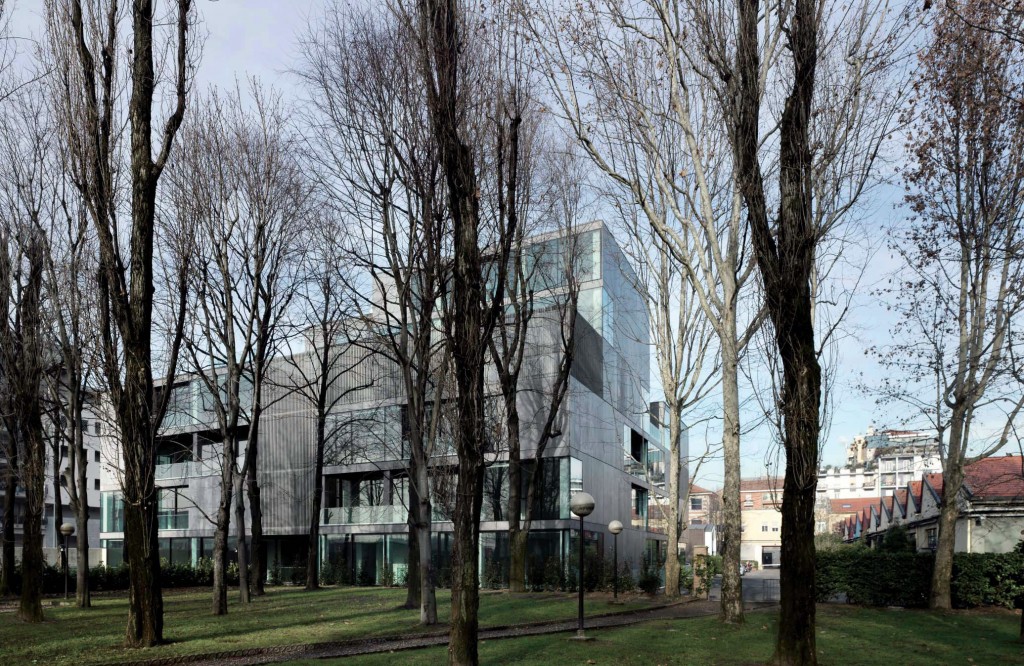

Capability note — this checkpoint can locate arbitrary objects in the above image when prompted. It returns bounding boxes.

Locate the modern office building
[0,403,105,567]
[98,222,681,584]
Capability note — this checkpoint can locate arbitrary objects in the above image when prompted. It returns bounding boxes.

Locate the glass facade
[101,491,125,532]
[158,487,189,530]
[322,533,409,585]
[328,405,405,465]
[631,485,648,530]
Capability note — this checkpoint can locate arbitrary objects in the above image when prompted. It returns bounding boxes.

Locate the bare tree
[877,0,1024,611]
[615,210,719,597]
[489,143,583,594]
[524,0,763,619]
[278,212,374,592]
[411,2,528,661]
[173,82,306,612]
[297,2,448,624]
[0,88,50,622]
[529,0,908,659]
[703,0,907,661]
[47,0,196,645]
[41,109,101,611]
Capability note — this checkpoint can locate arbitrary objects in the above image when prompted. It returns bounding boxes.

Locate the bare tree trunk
[414,461,437,624]
[450,451,485,665]
[773,304,821,666]
[15,236,48,623]
[930,431,964,610]
[0,453,15,596]
[52,443,64,543]
[306,414,326,591]
[507,453,525,593]
[246,435,264,596]
[212,445,234,615]
[404,452,421,608]
[75,429,91,607]
[234,471,250,604]
[19,426,46,623]
[664,415,682,598]
[720,327,743,622]
[120,416,163,646]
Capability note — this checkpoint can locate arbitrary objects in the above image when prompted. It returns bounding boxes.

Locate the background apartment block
[1,403,105,567]
[98,222,683,584]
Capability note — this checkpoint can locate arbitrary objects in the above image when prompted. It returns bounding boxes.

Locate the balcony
[158,511,189,530]
[322,505,407,525]
[156,461,211,480]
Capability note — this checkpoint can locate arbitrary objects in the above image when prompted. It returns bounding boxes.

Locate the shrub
[527,554,546,591]
[679,563,694,593]
[378,558,395,587]
[637,558,661,594]
[952,552,1024,609]
[692,555,721,597]
[482,556,504,589]
[289,556,307,586]
[616,559,636,593]
[878,525,917,554]
[813,547,1024,609]
[816,549,932,607]
[356,562,376,587]
[542,555,563,592]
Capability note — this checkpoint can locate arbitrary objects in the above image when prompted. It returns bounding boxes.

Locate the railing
[156,461,215,480]
[624,456,646,481]
[158,511,189,530]
[321,505,407,525]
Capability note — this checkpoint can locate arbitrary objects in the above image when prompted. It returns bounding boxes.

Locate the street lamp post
[570,492,595,640]
[608,520,623,603]
[59,523,75,601]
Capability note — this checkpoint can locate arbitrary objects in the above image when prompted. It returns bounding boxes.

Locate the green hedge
[6,558,240,595]
[817,548,1024,609]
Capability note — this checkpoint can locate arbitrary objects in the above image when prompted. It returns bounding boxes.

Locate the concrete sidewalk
[117,599,775,666]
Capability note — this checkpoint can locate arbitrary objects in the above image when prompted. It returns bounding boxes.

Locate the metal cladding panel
[259,411,315,532]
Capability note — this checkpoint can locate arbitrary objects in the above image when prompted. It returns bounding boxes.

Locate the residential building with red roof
[844,454,1024,554]
[683,484,721,558]
[739,477,782,568]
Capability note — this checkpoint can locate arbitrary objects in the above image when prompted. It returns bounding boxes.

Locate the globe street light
[608,520,623,603]
[570,491,595,640]
[59,523,75,601]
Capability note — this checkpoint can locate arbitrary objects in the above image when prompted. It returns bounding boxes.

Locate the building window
[158,487,189,530]
[690,496,703,511]
[631,485,649,530]
[101,491,125,532]
[762,525,769,532]
[744,494,753,507]
[772,526,779,532]
[94,479,100,491]
[60,445,68,459]
[94,421,101,436]
[94,451,100,463]
[926,528,937,550]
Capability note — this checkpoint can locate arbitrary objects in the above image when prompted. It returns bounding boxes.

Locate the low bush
[816,547,1024,609]
[637,558,661,594]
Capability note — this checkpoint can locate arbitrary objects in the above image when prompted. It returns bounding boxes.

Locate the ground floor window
[322,533,409,586]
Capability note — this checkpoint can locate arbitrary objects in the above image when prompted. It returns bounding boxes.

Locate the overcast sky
[5,1,953,488]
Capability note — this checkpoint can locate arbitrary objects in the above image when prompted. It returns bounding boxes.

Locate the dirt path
[114,600,776,666]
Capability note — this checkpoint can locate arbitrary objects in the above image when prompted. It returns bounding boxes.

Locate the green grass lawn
[309,604,1024,666]
[0,586,657,665]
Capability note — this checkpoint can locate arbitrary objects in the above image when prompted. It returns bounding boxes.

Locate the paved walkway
[121,600,776,666]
